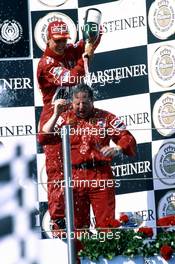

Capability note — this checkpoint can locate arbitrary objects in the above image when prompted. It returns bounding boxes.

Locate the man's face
[73,92,93,118]
[48,38,67,55]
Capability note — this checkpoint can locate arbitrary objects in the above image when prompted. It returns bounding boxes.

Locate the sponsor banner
[0,60,34,107]
[90,46,148,100]
[29,0,78,11]
[111,143,153,195]
[0,0,30,58]
[33,58,43,107]
[0,106,36,139]
[148,0,175,40]
[39,202,51,239]
[0,125,37,211]
[35,106,44,154]
[152,92,175,137]
[152,139,175,190]
[0,107,37,191]
[78,0,147,53]
[155,189,175,219]
[32,9,78,58]
[94,93,152,144]
[37,153,48,201]
[115,190,156,229]
[148,40,175,93]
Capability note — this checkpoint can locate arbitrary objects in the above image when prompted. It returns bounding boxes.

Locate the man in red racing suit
[39,84,136,230]
[37,20,101,235]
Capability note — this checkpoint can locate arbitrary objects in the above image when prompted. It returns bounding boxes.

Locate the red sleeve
[71,39,85,59]
[114,130,136,157]
[37,105,61,145]
[107,113,136,157]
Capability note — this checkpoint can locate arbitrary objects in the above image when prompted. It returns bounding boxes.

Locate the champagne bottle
[82,8,102,44]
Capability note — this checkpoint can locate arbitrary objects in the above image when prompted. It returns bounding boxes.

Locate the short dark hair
[72,83,93,100]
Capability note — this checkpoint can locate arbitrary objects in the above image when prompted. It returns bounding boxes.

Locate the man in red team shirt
[37,20,101,237]
[39,84,136,231]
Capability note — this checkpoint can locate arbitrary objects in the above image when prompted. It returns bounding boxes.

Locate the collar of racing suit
[72,107,96,121]
[44,46,66,60]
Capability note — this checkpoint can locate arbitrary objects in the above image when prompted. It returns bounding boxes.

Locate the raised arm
[42,99,67,133]
[37,100,69,145]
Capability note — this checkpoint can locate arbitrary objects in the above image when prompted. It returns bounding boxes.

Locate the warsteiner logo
[158,191,175,219]
[0,20,22,44]
[154,142,175,185]
[148,0,175,39]
[153,93,175,136]
[151,45,175,88]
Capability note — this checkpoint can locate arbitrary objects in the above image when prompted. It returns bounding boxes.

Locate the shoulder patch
[55,116,65,127]
[50,66,64,82]
[110,117,126,130]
